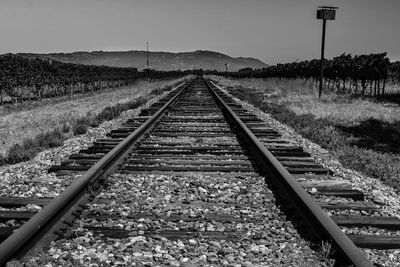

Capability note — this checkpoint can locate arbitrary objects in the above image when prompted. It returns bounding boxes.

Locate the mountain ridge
[17,50,268,71]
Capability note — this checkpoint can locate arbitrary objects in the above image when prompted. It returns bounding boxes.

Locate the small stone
[207,256,219,263]
[221,260,229,265]
[130,236,146,243]
[198,187,207,193]
[163,254,174,260]
[225,255,235,263]
[249,244,259,253]
[258,239,272,246]
[142,252,153,259]
[310,187,318,194]
[209,241,221,248]
[207,225,215,231]
[198,255,207,261]
[176,240,185,248]
[133,252,143,257]
[170,261,180,267]
[260,246,271,255]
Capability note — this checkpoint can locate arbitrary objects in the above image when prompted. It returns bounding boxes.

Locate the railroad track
[0,77,399,266]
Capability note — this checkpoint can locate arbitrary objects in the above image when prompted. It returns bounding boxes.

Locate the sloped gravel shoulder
[0,82,185,199]
[209,80,400,266]
[19,172,333,267]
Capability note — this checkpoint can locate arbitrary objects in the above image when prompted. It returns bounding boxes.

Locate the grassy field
[207,75,400,191]
[212,77,400,125]
[0,77,191,161]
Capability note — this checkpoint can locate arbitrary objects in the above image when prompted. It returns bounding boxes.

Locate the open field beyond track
[218,77,400,125]
[0,77,191,158]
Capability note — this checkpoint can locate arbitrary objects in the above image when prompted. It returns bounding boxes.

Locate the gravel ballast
[11,79,333,266]
[2,78,399,266]
[23,171,333,266]
[209,79,400,266]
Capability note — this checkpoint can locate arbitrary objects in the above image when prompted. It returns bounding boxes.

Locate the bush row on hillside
[218,52,396,99]
[0,54,186,104]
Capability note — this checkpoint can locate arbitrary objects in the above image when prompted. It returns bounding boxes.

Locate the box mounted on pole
[317,6,338,98]
[317,6,337,20]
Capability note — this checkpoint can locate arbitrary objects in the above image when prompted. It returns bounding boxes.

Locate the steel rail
[0,80,193,265]
[205,79,373,267]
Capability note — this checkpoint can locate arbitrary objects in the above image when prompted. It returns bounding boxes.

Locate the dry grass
[287,98,400,125]
[207,75,400,191]
[208,75,400,125]
[0,77,190,156]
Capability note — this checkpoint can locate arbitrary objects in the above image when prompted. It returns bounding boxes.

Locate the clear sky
[0,0,399,64]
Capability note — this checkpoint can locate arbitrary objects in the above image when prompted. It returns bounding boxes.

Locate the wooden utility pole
[146,42,149,69]
[146,41,149,82]
[319,18,326,99]
[317,6,338,98]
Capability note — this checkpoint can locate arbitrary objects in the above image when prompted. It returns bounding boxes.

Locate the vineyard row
[0,55,185,104]
[219,52,399,98]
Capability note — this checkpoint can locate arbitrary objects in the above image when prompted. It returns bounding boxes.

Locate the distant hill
[18,50,268,71]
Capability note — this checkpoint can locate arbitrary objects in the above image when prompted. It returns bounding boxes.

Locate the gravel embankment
[20,151,333,266]
[3,78,399,265]
[0,82,185,200]
[13,84,333,266]
[210,79,400,266]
